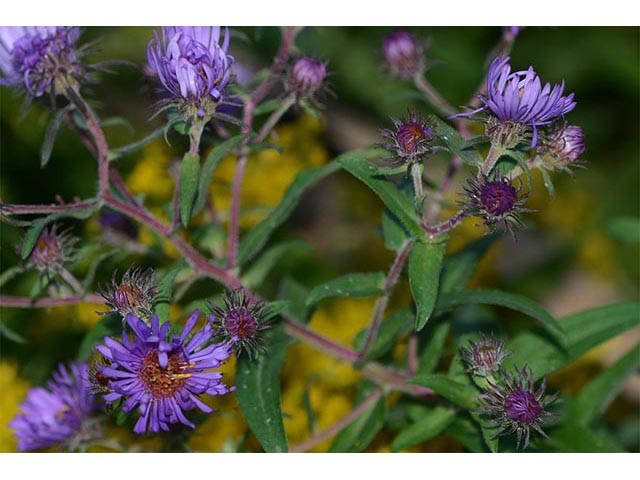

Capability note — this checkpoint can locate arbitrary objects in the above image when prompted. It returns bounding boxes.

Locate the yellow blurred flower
[210,115,328,228]
[0,363,29,452]
[126,142,175,201]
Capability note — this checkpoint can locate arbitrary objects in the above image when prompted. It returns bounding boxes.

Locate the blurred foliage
[1,26,638,452]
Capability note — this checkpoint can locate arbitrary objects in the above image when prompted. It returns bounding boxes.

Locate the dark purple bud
[382,31,424,78]
[210,289,272,359]
[504,390,543,425]
[289,57,326,98]
[379,110,433,167]
[480,179,518,217]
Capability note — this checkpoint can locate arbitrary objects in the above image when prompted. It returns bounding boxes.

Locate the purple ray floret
[458,56,576,146]
[10,362,95,451]
[147,26,233,114]
[96,310,234,434]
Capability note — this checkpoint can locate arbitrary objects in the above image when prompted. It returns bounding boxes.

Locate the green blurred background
[1,27,638,452]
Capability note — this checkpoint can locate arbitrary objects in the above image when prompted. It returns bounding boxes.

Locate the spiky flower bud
[461,334,511,377]
[380,110,434,167]
[100,267,160,321]
[382,31,424,79]
[288,57,327,99]
[478,365,557,450]
[25,224,77,277]
[461,175,531,237]
[210,289,271,359]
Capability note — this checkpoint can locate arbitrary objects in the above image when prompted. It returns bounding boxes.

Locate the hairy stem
[423,209,466,239]
[0,294,104,308]
[290,388,382,453]
[255,94,297,143]
[480,144,506,177]
[0,198,99,216]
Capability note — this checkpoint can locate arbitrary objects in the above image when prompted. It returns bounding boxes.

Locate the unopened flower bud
[100,267,160,321]
[382,31,424,78]
[288,57,326,99]
[538,124,586,172]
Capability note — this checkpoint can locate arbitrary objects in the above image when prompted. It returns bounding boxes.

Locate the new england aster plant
[1,26,635,456]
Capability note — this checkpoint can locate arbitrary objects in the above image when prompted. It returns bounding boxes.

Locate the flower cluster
[95,311,234,434]
[147,26,234,119]
[456,56,576,147]
[10,362,97,451]
[0,26,85,99]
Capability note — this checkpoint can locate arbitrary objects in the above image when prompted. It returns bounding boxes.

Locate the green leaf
[353,307,413,360]
[0,266,24,289]
[545,424,622,453]
[437,289,566,346]
[110,126,164,159]
[154,262,189,322]
[504,302,640,380]
[570,343,640,426]
[391,406,455,451]
[339,148,422,236]
[41,107,68,167]
[409,239,446,331]
[253,99,283,116]
[193,133,249,217]
[236,326,288,452]
[242,240,312,290]
[277,277,312,324]
[179,153,200,227]
[418,321,451,374]
[306,272,386,307]
[428,115,483,167]
[439,235,496,294]
[237,160,341,265]
[262,300,290,321]
[382,208,409,252]
[329,385,386,452]
[409,374,477,409]
[470,411,500,453]
[20,206,97,260]
[0,321,27,344]
[540,168,555,199]
[76,314,121,361]
[446,417,487,453]
[607,216,640,244]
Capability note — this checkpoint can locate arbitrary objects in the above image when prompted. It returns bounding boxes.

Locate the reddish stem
[0,294,103,308]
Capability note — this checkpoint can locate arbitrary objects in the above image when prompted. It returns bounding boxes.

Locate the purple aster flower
[147,26,234,118]
[100,267,161,321]
[96,310,234,434]
[210,289,272,359]
[380,110,434,167]
[287,56,327,100]
[461,334,511,377]
[538,123,586,173]
[10,362,97,451]
[461,175,531,237]
[25,223,77,277]
[382,31,424,78]
[456,56,576,147]
[478,365,557,450]
[0,26,83,98]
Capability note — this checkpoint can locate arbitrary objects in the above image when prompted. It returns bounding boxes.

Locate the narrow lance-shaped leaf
[570,342,640,426]
[391,406,456,452]
[439,235,496,294]
[242,240,312,290]
[339,148,422,236]
[409,239,446,331]
[193,133,250,216]
[41,107,69,167]
[428,115,483,167]
[436,289,566,346]
[504,301,640,380]
[180,153,200,227]
[353,307,414,360]
[306,272,387,307]
[237,160,341,265]
[236,326,288,453]
[409,374,477,409]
